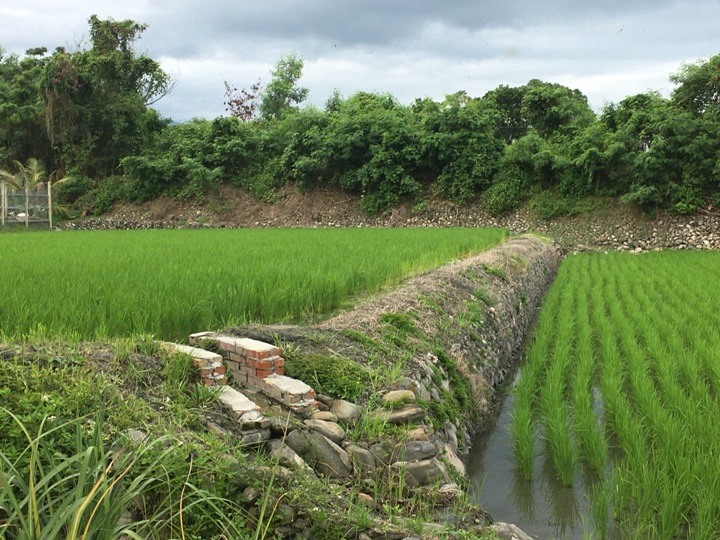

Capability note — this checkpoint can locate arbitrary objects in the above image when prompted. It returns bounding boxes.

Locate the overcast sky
[2,1,718,121]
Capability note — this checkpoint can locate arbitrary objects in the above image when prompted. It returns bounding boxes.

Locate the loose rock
[330,399,361,425]
[304,418,346,444]
[285,429,353,478]
[382,389,416,406]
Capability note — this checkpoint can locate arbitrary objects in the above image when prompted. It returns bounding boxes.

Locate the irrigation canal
[467,371,596,539]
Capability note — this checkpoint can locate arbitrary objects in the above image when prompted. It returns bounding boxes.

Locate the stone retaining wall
[162,235,559,538]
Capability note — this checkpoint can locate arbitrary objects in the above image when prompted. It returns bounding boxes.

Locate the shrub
[482,166,530,215]
[284,353,370,401]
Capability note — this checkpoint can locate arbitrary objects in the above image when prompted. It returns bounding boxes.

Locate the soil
[72,183,720,251]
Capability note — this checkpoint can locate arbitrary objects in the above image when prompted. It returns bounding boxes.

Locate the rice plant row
[0,227,507,341]
[511,250,720,538]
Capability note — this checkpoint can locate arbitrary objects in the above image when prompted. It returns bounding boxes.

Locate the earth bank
[212,234,559,538]
[67,184,720,251]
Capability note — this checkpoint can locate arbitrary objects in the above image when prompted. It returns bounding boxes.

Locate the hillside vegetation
[1,16,718,220]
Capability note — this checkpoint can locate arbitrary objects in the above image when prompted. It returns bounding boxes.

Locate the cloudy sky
[1,1,718,121]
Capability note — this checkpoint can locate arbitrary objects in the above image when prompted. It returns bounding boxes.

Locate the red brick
[225,358,241,370]
[229,370,246,384]
[272,357,285,369]
[246,373,267,389]
[275,367,284,376]
[228,351,244,363]
[193,358,212,369]
[218,341,236,353]
[212,364,226,376]
[242,348,271,360]
[255,368,275,379]
[203,375,228,387]
[248,358,274,369]
[238,341,281,360]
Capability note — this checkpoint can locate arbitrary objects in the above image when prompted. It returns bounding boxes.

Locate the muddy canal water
[467,372,595,539]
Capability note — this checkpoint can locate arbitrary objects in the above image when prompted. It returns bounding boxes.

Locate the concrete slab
[218,386,260,416]
[162,342,223,364]
[263,374,313,396]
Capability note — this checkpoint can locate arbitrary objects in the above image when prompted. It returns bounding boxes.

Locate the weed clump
[285,353,370,401]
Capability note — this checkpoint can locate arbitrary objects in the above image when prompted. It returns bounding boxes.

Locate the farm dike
[203,234,560,535]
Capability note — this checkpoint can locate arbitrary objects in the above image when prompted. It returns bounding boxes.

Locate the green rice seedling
[0,227,506,340]
[590,474,614,540]
[511,250,720,536]
[509,395,535,481]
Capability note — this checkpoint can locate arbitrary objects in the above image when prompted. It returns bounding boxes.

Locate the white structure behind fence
[0,180,52,228]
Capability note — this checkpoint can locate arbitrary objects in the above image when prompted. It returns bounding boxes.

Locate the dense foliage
[1,17,719,215]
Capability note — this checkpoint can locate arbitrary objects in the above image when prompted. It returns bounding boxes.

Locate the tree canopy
[1,19,718,217]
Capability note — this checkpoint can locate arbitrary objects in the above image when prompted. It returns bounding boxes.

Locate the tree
[418,93,505,202]
[520,80,595,139]
[0,47,53,168]
[671,53,720,116]
[482,84,528,144]
[259,53,309,120]
[224,79,262,121]
[41,15,171,177]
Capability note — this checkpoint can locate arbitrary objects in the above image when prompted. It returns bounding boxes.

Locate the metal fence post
[1,179,5,227]
[48,181,52,229]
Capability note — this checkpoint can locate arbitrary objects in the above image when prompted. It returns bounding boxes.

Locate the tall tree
[42,15,171,177]
[671,53,720,116]
[259,53,308,120]
[0,47,52,168]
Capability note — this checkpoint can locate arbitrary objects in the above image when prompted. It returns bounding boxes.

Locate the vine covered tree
[41,15,172,177]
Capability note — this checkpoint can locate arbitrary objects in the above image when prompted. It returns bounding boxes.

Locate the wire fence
[1,180,52,228]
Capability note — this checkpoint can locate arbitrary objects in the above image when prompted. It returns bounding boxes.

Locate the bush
[482,166,530,215]
[284,353,370,401]
[75,175,142,214]
[620,184,662,208]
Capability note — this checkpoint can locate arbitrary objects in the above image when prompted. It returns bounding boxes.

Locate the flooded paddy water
[467,372,599,539]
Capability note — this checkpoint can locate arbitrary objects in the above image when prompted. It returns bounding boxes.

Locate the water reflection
[510,467,536,520]
[467,381,595,539]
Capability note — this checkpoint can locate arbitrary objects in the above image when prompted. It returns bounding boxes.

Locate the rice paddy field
[0,227,507,341]
[510,250,720,539]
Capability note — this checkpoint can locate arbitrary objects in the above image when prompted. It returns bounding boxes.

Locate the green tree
[42,15,171,177]
[482,84,528,143]
[671,53,720,116]
[521,80,595,139]
[321,92,422,212]
[259,53,309,120]
[417,92,505,202]
[0,48,53,168]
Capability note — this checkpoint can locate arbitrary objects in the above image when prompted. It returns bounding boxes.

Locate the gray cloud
[1,0,717,120]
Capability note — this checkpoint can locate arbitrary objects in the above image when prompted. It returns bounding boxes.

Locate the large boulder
[391,458,450,488]
[286,429,353,478]
[304,418,346,444]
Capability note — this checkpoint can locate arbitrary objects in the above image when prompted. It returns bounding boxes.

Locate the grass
[0,227,507,341]
[510,250,720,538]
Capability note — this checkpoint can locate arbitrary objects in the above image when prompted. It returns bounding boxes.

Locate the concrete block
[189,331,216,345]
[234,338,281,360]
[218,386,260,417]
[263,374,313,396]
